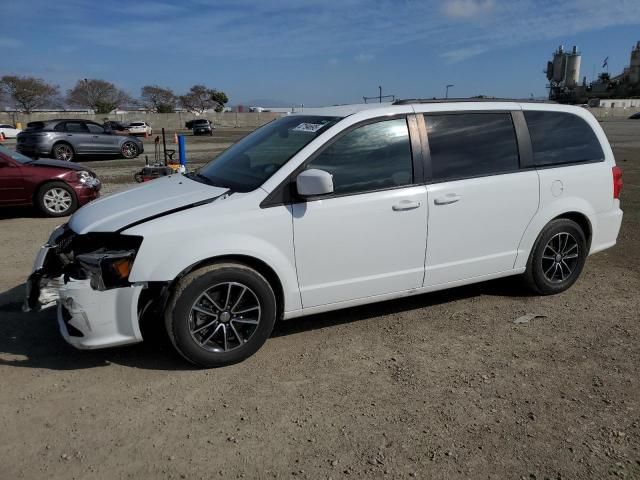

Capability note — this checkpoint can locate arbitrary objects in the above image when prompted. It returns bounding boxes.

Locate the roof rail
[392,98,556,105]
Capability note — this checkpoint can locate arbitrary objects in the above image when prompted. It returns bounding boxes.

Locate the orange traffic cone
[173,132,178,144]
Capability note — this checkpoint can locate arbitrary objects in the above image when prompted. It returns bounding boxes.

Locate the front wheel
[121,141,138,159]
[165,263,277,367]
[524,218,588,295]
[36,181,78,217]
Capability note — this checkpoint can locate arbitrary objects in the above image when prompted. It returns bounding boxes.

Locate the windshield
[196,115,341,192]
[0,144,34,164]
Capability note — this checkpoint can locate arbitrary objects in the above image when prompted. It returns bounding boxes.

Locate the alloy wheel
[54,144,73,161]
[43,187,73,214]
[188,282,261,353]
[122,141,137,158]
[541,232,579,283]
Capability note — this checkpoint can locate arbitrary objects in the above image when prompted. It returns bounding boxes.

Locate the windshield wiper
[187,172,215,185]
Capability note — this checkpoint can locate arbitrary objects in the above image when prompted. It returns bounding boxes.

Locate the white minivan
[26,100,623,367]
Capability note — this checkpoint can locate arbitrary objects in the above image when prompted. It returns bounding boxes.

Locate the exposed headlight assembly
[75,249,136,291]
[77,170,100,188]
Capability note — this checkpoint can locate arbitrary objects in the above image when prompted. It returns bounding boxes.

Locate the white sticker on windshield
[292,123,325,133]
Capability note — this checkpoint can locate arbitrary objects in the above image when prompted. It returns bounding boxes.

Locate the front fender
[123,197,301,312]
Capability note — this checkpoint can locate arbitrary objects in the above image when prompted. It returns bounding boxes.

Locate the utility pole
[445,84,454,99]
[379,86,382,103]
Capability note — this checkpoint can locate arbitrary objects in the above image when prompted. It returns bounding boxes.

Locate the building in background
[547,41,640,105]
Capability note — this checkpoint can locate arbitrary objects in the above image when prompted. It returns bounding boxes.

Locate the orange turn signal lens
[111,259,132,279]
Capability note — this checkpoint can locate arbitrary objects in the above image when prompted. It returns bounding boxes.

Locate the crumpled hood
[69,175,228,234]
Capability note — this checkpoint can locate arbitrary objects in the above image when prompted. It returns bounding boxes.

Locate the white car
[127,121,152,136]
[26,100,623,367]
[0,123,22,138]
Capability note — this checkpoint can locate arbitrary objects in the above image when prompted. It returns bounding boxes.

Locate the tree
[140,85,176,113]
[0,75,60,113]
[179,85,229,113]
[66,79,133,114]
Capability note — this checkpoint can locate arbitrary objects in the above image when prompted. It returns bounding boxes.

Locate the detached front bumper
[57,280,143,349]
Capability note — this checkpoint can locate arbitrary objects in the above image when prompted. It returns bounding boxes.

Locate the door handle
[434,193,461,205]
[66,134,73,137]
[392,200,421,211]
[92,135,99,138]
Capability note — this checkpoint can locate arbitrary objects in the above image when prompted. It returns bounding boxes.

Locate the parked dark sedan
[0,144,100,216]
[186,119,214,135]
[629,112,640,119]
[16,119,144,162]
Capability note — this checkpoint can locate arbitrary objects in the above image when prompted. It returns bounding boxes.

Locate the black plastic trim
[511,110,534,168]
[526,158,605,171]
[260,114,421,208]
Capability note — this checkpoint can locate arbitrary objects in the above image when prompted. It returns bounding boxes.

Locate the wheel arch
[515,198,596,270]
[552,211,592,249]
[166,254,286,321]
[31,178,77,206]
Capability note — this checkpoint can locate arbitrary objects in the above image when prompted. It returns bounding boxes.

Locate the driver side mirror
[296,169,334,198]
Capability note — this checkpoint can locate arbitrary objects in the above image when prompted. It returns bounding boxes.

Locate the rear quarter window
[524,111,604,166]
[25,122,45,131]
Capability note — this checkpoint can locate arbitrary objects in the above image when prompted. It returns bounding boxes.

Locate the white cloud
[4,0,640,66]
[355,53,375,63]
[441,0,495,19]
[0,37,23,48]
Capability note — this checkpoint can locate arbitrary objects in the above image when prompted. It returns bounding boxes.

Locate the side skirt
[282,268,526,320]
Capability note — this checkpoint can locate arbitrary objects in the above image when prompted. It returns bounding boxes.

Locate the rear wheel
[36,181,78,217]
[52,142,74,162]
[524,218,588,295]
[165,263,277,367]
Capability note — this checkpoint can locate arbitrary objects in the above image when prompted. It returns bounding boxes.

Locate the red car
[0,144,101,217]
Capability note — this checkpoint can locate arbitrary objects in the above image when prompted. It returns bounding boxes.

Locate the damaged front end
[24,224,149,349]
[25,224,143,311]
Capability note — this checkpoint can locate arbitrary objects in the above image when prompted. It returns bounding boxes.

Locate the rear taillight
[613,166,623,199]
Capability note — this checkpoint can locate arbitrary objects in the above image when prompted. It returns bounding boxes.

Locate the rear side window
[307,118,413,195]
[26,122,45,131]
[424,113,519,182]
[65,122,89,133]
[87,123,105,134]
[524,111,604,166]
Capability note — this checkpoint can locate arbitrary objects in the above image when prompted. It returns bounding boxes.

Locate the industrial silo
[565,46,581,88]
[552,45,567,83]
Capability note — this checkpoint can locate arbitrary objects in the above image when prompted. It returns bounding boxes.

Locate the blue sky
[2,0,640,106]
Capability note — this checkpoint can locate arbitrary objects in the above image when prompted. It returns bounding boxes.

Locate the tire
[36,181,78,217]
[52,142,75,162]
[524,218,588,295]
[165,263,277,367]
[121,141,138,159]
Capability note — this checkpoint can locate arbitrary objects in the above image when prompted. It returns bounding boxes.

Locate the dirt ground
[0,122,639,480]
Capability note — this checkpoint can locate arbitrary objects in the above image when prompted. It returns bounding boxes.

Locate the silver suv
[17,119,144,162]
